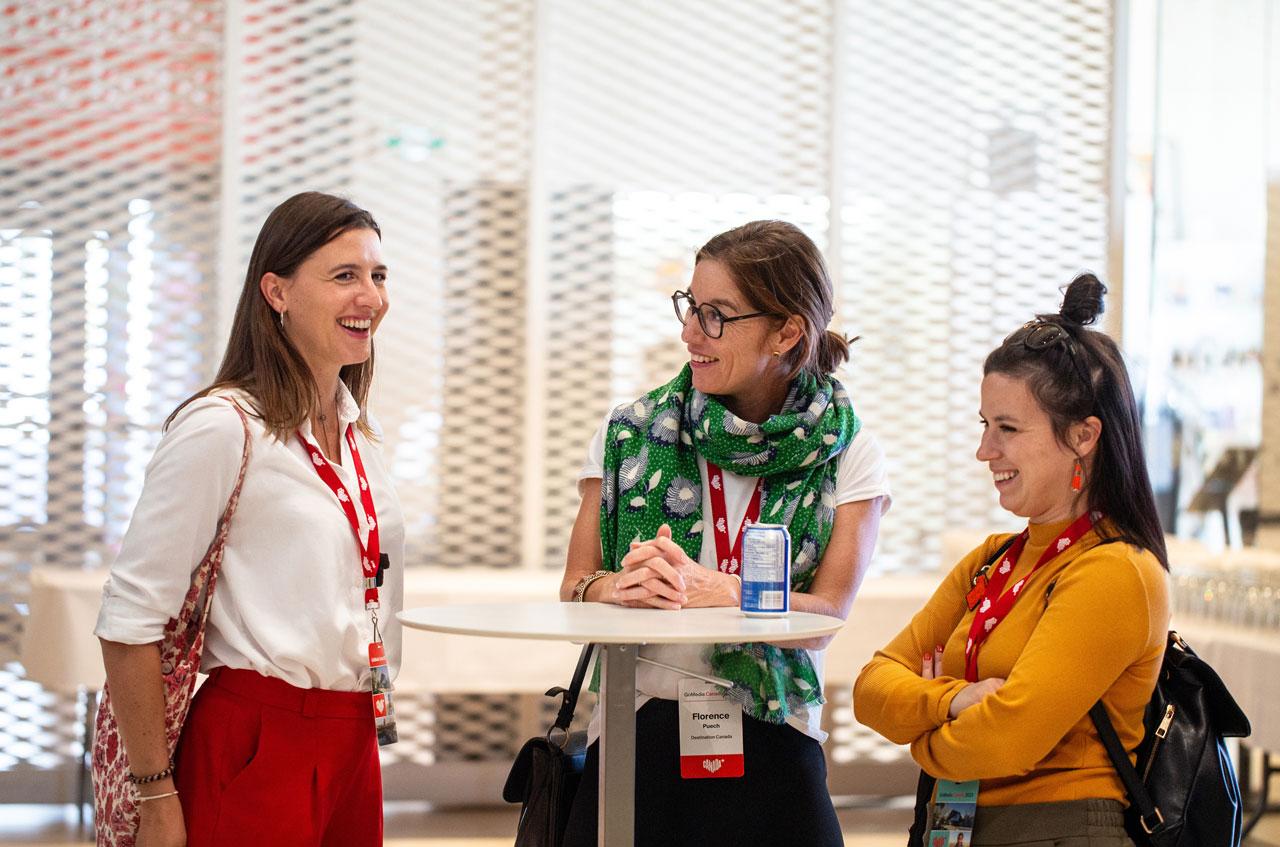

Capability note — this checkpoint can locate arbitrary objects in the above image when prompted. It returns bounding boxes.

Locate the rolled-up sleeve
[94,398,246,644]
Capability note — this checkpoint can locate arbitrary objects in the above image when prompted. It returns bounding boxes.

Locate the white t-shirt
[578,407,892,742]
[95,386,405,692]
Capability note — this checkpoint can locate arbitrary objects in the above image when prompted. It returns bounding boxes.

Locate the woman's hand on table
[623,525,740,609]
[919,643,1004,719]
[593,538,687,609]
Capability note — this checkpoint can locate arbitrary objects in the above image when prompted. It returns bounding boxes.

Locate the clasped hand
[597,524,736,610]
[919,643,1005,720]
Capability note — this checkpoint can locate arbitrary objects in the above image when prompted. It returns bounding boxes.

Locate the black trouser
[563,698,843,847]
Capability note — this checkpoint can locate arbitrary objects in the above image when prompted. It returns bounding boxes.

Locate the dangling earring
[1071,458,1083,492]
[278,310,286,331]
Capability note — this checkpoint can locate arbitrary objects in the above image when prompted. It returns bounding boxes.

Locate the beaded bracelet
[130,759,175,785]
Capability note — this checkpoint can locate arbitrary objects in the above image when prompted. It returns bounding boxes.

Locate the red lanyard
[963,512,1095,682]
[297,425,382,608]
[705,460,763,575]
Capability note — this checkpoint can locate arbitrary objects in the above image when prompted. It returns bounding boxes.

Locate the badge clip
[965,574,987,611]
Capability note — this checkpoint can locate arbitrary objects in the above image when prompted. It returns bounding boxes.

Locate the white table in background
[397,601,843,847]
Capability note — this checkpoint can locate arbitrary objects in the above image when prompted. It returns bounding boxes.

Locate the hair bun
[1059,273,1106,326]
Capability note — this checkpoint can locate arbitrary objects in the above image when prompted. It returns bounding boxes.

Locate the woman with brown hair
[559,220,891,846]
[855,274,1170,846]
[95,192,403,846]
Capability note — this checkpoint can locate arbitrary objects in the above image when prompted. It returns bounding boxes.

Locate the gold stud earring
[772,350,781,358]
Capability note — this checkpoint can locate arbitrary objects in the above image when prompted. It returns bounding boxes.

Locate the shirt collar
[335,381,361,427]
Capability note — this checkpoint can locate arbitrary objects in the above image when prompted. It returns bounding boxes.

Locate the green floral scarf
[598,365,860,723]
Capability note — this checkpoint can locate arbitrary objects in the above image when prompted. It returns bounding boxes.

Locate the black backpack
[1090,630,1252,847]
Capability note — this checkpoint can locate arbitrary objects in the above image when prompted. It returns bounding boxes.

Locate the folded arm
[907,553,1152,780]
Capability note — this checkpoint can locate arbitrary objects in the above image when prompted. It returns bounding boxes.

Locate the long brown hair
[168,192,381,438]
[695,220,850,379]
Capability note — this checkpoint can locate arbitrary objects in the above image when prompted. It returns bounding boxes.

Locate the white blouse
[95,386,405,692]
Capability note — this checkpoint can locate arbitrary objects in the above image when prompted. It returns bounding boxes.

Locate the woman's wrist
[574,569,612,603]
[137,775,177,797]
[130,757,175,785]
[586,571,617,603]
[723,572,742,606]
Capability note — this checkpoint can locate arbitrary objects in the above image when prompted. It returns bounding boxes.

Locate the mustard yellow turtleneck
[853,519,1169,806]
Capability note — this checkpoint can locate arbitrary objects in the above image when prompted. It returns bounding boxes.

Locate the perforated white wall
[1,0,224,798]
[1,0,1116,804]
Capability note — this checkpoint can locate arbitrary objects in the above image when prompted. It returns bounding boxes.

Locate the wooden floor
[1,801,1277,846]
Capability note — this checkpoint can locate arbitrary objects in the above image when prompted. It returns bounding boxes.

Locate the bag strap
[546,643,596,735]
[907,770,937,847]
[969,533,1019,590]
[178,401,254,648]
[1089,700,1164,835]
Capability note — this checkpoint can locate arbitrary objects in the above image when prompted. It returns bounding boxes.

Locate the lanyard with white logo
[298,424,397,745]
[705,461,763,575]
[963,511,1097,682]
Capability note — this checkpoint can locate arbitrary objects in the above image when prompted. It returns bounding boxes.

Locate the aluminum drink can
[740,523,791,617]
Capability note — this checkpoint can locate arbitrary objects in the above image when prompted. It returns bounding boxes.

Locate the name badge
[677,678,743,779]
[369,641,398,747]
[928,778,977,846]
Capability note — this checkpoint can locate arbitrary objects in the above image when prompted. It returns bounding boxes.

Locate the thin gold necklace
[315,393,340,456]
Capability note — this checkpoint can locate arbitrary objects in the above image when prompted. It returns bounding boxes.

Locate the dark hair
[984,272,1168,570]
[695,220,851,379]
[168,192,382,438]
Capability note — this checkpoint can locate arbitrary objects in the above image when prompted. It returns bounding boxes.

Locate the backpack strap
[969,534,1019,595]
[907,770,938,847]
[1088,701,1165,835]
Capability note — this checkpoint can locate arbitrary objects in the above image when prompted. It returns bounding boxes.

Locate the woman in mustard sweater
[855,273,1169,846]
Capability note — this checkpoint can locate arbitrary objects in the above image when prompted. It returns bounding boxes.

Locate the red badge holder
[369,639,397,746]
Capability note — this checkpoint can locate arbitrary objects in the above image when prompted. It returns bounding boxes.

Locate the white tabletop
[397,601,844,644]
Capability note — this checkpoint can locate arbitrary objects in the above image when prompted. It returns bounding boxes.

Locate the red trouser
[174,667,383,846]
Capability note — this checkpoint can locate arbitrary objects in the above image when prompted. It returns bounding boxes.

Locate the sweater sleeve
[852,540,1005,743]
[907,546,1153,780]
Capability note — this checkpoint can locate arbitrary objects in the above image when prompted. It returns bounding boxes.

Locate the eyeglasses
[671,289,779,339]
[1010,320,1094,400]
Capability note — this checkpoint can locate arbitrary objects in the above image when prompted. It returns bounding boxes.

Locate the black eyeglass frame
[671,289,780,339]
[1008,320,1095,404]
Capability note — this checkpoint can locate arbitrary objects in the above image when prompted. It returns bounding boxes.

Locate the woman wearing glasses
[855,274,1169,846]
[560,220,890,846]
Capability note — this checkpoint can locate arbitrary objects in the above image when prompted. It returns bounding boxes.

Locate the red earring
[1071,458,1083,492]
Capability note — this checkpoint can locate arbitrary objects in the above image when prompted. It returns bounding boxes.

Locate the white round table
[398,601,844,847]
